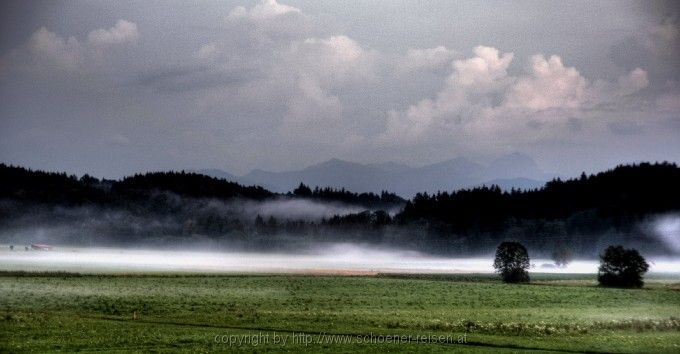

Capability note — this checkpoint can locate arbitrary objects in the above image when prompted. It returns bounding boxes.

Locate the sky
[0,0,679,178]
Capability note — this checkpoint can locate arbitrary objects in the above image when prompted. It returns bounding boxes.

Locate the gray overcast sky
[0,0,679,178]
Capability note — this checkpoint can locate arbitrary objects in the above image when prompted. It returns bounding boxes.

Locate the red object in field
[30,244,52,251]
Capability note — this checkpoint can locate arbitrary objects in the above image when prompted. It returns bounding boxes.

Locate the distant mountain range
[198,153,551,197]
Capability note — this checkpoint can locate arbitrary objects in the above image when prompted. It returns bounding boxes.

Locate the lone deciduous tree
[598,245,649,288]
[493,242,530,283]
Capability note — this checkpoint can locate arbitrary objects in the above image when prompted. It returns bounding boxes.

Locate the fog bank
[652,214,680,253]
[2,245,679,275]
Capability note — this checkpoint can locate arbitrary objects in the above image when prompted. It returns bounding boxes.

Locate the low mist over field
[0,196,368,243]
[3,245,680,275]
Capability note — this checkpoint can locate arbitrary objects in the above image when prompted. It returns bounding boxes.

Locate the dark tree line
[1,162,679,255]
[0,165,109,206]
[393,162,680,254]
[113,171,274,201]
[0,164,404,249]
[399,162,680,229]
[0,164,403,209]
[291,183,404,209]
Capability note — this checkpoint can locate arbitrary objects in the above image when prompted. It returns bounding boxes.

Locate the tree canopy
[493,242,531,283]
[598,245,649,288]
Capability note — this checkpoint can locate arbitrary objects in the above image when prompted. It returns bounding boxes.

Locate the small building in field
[30,244,52,251]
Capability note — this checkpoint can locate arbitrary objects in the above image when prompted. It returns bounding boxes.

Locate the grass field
[1,272,679,353]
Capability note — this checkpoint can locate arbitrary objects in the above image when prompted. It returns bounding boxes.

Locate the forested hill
[289,183,405,210]
[1,162,679,255]
[0,165,272,204]
[397,162,680,233]
[0,164,404,209]
[0,164,108,205]
[2,162,679,216]
[113,172,273,201]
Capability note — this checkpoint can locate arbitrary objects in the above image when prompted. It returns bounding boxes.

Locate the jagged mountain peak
[200,154,548,197]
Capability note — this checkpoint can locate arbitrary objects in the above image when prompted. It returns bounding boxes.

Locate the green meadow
[1,272,679,353]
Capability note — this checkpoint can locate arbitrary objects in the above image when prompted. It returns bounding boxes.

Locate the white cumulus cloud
[288,35,375,84]
[504,54,587,111]
[228,0,300,21]
[28,27,83,70]
[399,46,457,73]
[381,45,654,149]
[8,20,140,73]
[87,20,139,47]
[383,46,513,142]
[616,68,649,96]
